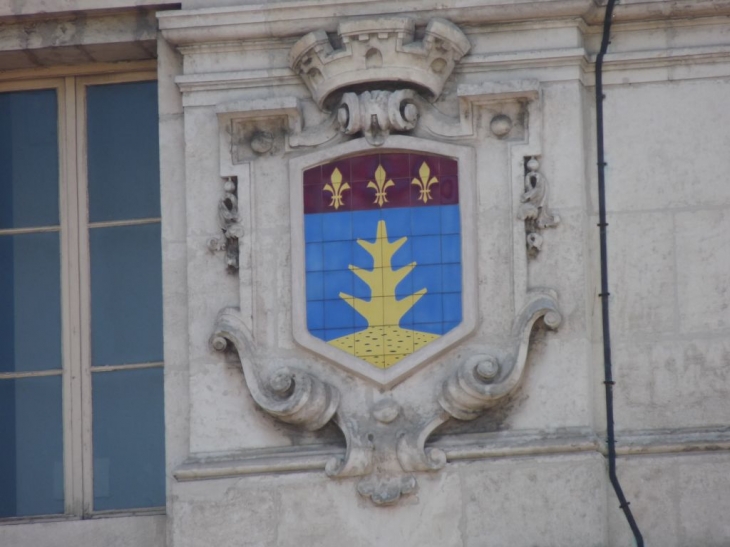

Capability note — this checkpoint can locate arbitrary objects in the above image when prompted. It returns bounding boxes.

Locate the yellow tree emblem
[411,161,439,203]
[340,220,426,326]
[367,164,395,207]
[323,167,350,210]
[328,220,439,369]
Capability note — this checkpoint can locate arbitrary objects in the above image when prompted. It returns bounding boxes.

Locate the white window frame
[0,62,164,523]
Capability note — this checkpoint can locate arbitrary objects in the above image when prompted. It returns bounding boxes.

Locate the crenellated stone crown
[289,16,471,109]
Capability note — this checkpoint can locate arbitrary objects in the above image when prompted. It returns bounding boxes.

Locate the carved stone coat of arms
[210,15,562,505]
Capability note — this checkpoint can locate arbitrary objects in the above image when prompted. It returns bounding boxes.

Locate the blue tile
[411,235,442,265]
[394,271,414,299]
[325,328,354,342]
[307,301,324,330]
[323,270,353,299]
[399,314,414,330]
[381,209,412,238]
[352,272,371,300]
[310,328,326,341]
[323,241,353,271]
[412,264,442,294]
[322,212,352,241]
[324,299,355,329]
[441,205,460,234]
[305,242,324,272]
[391,240,413,270]
[413,322,443,335]
[443,320,461,333]
[442,293,462,322]
[304,214,323,243]
[352,210,381,240]
[353,311,369,330]
[412,292,443,324]
[306,271,325,301]
[442,264,462,293]
[412,207,441,236]
[352,239,374,270]
[442,234,461,264]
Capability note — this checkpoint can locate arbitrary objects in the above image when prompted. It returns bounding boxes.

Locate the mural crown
[289,16,471,109]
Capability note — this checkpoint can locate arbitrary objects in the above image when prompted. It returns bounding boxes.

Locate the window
[0,71,164,519]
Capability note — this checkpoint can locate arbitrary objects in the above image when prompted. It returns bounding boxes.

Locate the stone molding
[158,0,730,46]
[173,426,730,482]
[213,80,541,165]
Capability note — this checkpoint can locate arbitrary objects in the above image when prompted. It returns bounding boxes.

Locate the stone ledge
[173,426,730,482]
[0,1,178,21]
[158,0,730,46]
[611,427,730,457]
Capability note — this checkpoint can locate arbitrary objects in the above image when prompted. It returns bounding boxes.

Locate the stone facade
[2,1,730,546]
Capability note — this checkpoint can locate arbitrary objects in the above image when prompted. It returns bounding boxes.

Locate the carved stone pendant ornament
[208,177,244,271]
[211,16,563,506]
[518,157,560,255]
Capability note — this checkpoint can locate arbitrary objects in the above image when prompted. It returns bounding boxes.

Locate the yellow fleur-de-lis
[367,164,395,207]
[411,161,439,203]
[323,167,351,210]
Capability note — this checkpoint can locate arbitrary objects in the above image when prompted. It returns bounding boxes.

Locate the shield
[292,139,475,384]
[301,150,462,368]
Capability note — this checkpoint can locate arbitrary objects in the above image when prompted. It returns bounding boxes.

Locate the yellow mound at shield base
[328,326,440,369]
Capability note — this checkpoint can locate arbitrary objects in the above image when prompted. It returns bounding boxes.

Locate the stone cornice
[0,1,178,22]
[173,426,730,482]
[158,0,730,46]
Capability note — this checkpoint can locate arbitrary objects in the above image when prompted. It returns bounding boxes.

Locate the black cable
[595,1,645,545]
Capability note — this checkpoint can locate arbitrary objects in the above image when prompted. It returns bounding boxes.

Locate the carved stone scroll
[439,289,562,420]
[211,307,340,431]
[338,89,418,146]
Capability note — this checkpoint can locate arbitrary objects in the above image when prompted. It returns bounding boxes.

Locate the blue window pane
[90,224,162,366]
[92,368,165,511]
[87,81,160,222]
[0,89,59,229]
[0,376,64,518]
[0,232,61,373]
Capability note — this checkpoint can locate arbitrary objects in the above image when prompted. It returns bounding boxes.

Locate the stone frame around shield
[290,136,477,388]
